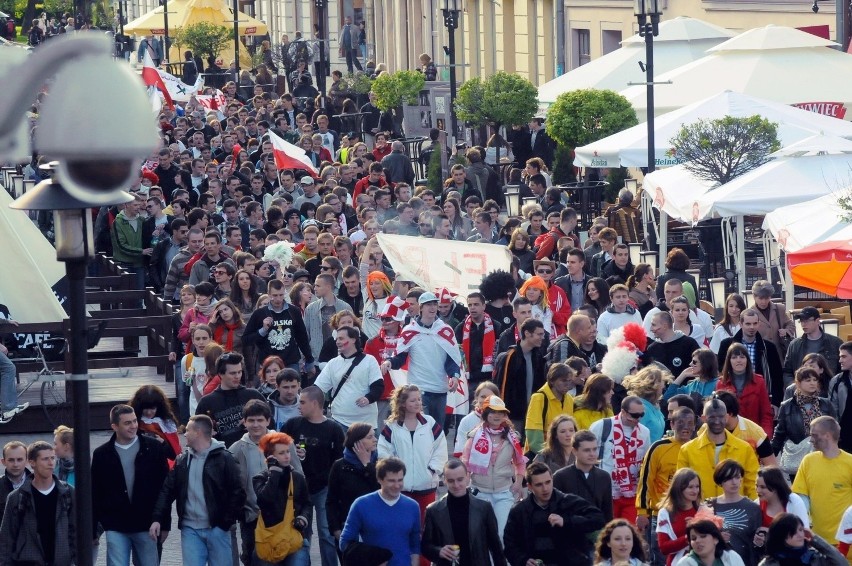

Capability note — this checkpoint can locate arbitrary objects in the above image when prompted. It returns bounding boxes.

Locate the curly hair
[128,385,180,426]
[594,519,648,564]
[623,366,668,404]
[479,270,516,302]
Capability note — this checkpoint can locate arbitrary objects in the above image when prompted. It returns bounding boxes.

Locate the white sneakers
[0,402,29,423]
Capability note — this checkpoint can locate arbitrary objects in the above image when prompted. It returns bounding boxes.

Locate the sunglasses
[627,411,645,419]
[281,273,294,279]
[419,223,431,228]
[320,266,332,271]
[380,317,395,322]
[536,269,553,275]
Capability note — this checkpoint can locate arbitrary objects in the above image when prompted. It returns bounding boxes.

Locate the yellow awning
[125,0,268,37]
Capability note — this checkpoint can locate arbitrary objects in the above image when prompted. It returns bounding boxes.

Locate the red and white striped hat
[379,295,410,322]
[436,287,458,305]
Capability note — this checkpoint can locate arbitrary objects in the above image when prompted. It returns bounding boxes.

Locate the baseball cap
[794,306,821,320]
[418,292,438,305]
[481,395,510,413]
[301,176,315,185]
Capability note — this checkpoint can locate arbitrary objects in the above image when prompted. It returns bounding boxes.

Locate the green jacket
[111,210,143,265]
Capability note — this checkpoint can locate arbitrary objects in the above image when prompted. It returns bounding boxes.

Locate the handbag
[779,437,812,475]
[255,476,303,562]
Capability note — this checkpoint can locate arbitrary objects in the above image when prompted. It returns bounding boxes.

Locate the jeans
[420,391,447,422]
[253,538,310,566]
[648,516,665,566]
[308,487,337,566]
[105,530,159,566]
[360,44,367,62]
[180,526,233,566]
[0,351,17,414]
[473,489,515,538]
[239,518,257,566]
[376,399,390,429]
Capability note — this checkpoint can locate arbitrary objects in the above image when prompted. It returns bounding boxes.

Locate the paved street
[0,428,324,566]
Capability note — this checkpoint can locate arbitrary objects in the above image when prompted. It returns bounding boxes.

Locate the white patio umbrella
[537,17,733,107]
[620,26,852,121]
[762,193,852,253]
[574,91,852,168]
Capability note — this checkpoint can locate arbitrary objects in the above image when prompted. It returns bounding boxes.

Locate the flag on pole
[268,130,320,178]
[141,51,174,109]
[154,68,204,102]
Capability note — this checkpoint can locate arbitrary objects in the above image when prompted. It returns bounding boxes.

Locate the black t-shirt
[32,484,58,565]
[282,417,344,494]
[647,335,701,376]
[195,386,266,447]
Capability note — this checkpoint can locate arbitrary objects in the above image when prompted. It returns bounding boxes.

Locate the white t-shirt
[315,353,383,427]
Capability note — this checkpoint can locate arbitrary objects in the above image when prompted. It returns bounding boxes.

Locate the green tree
[370,70,425,111]
[455,71,537,162]
[670,115,780,185]
[172,21,232,63]
[545,89,638,149]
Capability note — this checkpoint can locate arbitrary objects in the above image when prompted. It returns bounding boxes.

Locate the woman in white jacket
[377,384,447,522]
[676,518,745,566]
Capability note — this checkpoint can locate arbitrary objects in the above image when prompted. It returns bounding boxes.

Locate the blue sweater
[339,491,421,566]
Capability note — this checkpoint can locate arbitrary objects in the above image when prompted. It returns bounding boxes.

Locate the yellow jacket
[573,406,613,432]
[676,429,758,500]
[524,384,573,453]
[635,436,684,517]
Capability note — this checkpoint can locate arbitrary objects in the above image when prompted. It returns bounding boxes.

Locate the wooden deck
[7,337,176,434]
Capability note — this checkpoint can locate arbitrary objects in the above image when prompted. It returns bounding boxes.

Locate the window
[602,29,622,56]
[574,29,590,67]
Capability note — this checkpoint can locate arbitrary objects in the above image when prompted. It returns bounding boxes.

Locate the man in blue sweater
[339,457,421,566]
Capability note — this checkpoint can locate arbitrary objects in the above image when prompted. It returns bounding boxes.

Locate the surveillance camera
[36,53,157,205]
[812,1,819,12]
[443,45,450,56]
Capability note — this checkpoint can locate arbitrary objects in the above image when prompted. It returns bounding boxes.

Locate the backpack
[254,476,303,562]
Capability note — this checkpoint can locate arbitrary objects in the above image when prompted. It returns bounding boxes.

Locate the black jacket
[552,465,613,523]
[503,489,605,566]
[325,457,379,534]
[494,325,551,361]
[152,442,246,531]
[494,344,547,423]
[783,330,843,384]
[421,492,507,566]
[718,330,785,406]
[0,470,32,508]
[252,467,311,527]
[92,434,171,533]
[771,395,835,454]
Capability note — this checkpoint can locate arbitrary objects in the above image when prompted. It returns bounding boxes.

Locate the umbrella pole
[736,214,746,292]
[659,210,668,276]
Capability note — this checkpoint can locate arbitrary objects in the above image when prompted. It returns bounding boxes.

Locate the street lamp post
[442,0,460,144]
[0,35,158,566]
[233,0,241,81]
[316,0,327,105]
[635,0,661,271]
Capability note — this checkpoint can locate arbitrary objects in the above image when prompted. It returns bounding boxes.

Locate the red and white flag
[196,89,227,112]
[268,130,319,178]
[141,50,174,109]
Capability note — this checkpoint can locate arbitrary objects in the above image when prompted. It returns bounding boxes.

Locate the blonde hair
[623,366,668,404]
[54,425,73,446]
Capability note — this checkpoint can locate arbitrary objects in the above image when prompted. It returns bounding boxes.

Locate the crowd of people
[3,65,852,566]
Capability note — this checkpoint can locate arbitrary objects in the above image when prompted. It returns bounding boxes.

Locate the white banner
[375,234,512,304]
[157,70,204,102]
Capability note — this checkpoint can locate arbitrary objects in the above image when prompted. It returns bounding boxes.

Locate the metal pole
[233,0,240,82]
[556,1,565,76]
[444,10,459,143]
[163,0,169,64]
[67,256,93,566]
[316,0,327,105]
[644,24,654,177]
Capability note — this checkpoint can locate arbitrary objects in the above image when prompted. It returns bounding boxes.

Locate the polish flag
[268,130,319,178]
[141,50,174,109]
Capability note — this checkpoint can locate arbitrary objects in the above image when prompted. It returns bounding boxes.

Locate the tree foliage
[172,21,231,63]
[370,70,425,112]
[455,71,538,129]
[670,115,781,186]
[545,89,638,149]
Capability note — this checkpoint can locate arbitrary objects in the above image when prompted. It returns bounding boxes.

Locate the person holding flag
[364,296,410,427]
